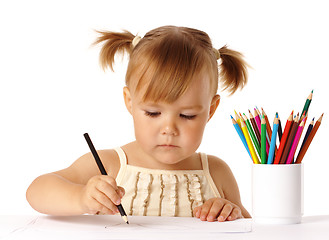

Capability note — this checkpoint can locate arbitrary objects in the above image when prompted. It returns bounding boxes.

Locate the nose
[161,117,178,136]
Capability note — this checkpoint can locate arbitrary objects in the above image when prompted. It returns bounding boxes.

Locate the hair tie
[213,48,220,60]
[132,35,141,48]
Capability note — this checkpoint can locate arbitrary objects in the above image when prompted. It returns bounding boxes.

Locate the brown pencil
[249,109,261,145]
[262,108,273,142]
[295,113,323,164]
[280,115,299,164]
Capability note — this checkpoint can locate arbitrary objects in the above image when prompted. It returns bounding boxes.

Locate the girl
[27,25,251,222]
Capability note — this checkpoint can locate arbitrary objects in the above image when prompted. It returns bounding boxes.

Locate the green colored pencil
[301,90,313,116]
[243,113,261,158]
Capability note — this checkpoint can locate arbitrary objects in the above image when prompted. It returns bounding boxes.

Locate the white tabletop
[1,215,328,240]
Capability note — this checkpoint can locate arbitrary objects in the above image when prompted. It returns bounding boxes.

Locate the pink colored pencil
[286,119,305,164]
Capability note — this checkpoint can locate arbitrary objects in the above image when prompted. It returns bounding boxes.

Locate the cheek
[182,120,207,145]
[133,114,156,144]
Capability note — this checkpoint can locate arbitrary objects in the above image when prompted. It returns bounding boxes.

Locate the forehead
[134,72,212,106]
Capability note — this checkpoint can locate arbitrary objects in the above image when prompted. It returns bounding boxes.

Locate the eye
[180,114,196,120]
[144,111,161,118]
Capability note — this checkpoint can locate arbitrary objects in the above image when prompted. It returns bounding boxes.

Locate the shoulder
[207,155,233,178]
[55,148,121,184]
[206,155,236,193]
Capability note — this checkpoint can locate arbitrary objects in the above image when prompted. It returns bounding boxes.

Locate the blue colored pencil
[231,115,251,158]
[267,113,279,164]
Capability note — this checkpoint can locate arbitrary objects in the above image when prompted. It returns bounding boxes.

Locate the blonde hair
[93,26,248,102]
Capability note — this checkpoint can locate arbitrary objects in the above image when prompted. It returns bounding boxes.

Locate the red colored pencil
[273,111,294,164]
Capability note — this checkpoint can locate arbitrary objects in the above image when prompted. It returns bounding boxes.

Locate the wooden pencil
[286,119,305,164]
[296,117,314,160]
[261,108,271,154]
[301,90,313,117]
[234,110,242,128]
[231,115,251,159]
[243,113,261,158]
[249,110,261,145]
[274,111,293,164]
[241,120,260,164]
[83,133,129,224]
[278,114,283,142]
[279,115,299,164]
[267,114,279,164]
[261,115,267,164]
[295,113,323,164]
[254,108,262,135]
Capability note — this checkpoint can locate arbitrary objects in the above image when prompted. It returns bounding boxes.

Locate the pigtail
[218,45,249,95]
[93,30,135,71]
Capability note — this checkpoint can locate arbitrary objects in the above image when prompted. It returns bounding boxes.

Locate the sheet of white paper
[4,215,252,240]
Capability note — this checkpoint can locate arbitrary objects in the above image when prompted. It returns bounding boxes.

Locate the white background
[1,0,328,216]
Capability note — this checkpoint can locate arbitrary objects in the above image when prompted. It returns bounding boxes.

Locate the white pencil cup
[252,163,303,224]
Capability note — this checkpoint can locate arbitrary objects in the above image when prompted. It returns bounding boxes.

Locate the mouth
[158,144,179,148]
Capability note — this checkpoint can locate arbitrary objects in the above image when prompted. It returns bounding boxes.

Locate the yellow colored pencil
[241,120,260,164]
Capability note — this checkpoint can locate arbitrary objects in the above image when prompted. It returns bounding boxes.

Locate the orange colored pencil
[274,111,293,164]
[295,113,324,163]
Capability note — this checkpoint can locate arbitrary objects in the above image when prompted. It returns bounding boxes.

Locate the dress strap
[200,153,221,198]
[114,147,128,167]
[114,147,127,184]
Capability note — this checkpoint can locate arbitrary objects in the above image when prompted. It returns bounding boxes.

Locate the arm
[193,156,251,221]
[26,150,123,215]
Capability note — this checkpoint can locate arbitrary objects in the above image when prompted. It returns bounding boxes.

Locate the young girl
[26,25,251,222]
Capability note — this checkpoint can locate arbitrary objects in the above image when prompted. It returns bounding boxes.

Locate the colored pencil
[267,115,279,164]
[249,110,261,145]
[261,115,267,164]
[301,90,313,117]
[83,133,129,224]
[262,108,272,140]
[243,113,261,158]
[254,108,262,137]
[234,110,242,128]
[295,114,323,163]
[261,108,271,154]
[241,120,260,164]
[278,114,283,142]
[286,119,305,164]
[296,117,314,160]
[231,115,251,159]
[279,115,299,164]
[274,111,293,164]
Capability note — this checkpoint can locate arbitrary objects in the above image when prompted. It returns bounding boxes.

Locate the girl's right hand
[79,175,125,215]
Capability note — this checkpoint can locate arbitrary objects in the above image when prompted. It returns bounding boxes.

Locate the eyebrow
[140,102,204,111]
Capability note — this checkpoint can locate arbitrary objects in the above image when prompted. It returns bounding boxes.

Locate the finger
[97,205,117,215]
[193,206,202,218]
[117,186,125,198]
[94,190,119,213]
[199,199,216,221]
[96,181,122,205]
[227,207,242,221]
[218,204,233,222]
[206,200,224,222]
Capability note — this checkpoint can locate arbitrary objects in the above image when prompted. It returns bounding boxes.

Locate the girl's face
[123,73,219,168]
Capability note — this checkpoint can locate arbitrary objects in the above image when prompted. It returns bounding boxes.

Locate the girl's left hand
[193,198,243,222]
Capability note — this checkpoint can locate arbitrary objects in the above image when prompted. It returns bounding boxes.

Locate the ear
[123,87,133,115]
[208,94,220,122]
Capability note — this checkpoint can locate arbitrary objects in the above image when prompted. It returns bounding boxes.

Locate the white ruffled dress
[114,147,221,217]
